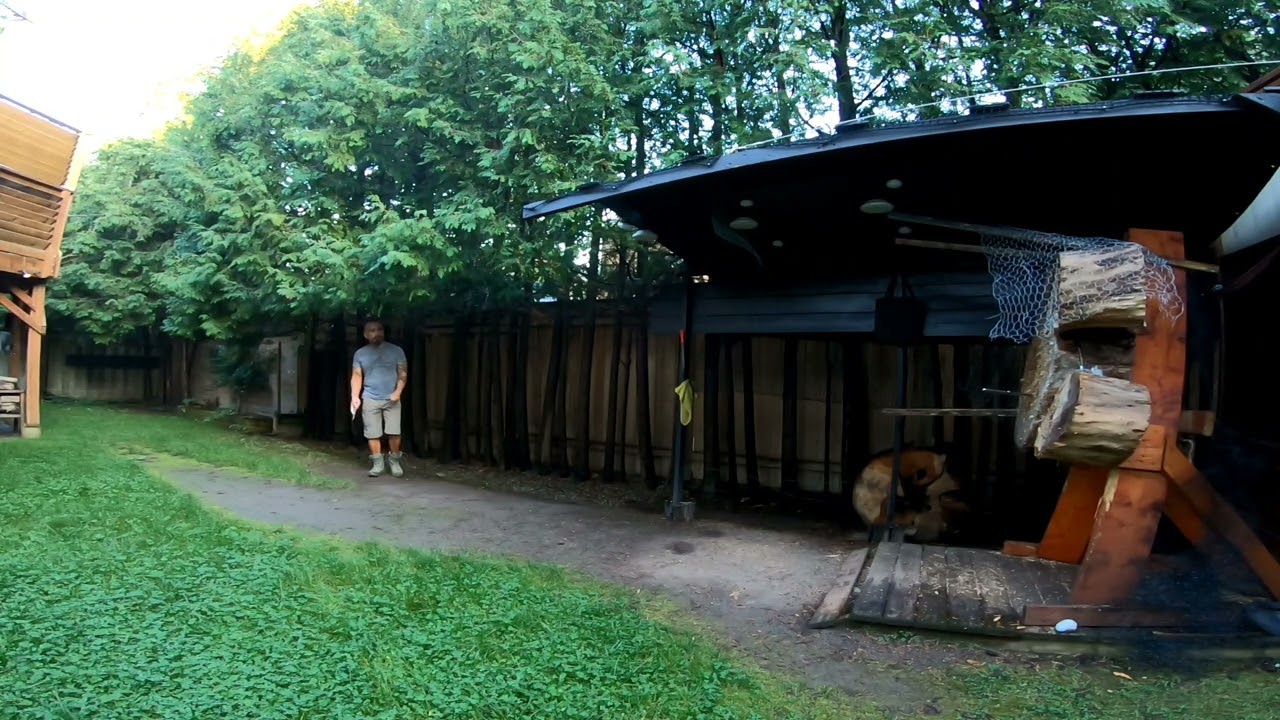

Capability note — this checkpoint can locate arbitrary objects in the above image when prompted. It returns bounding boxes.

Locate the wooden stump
[1034,371,1151,466]
[1057,245,1147,331]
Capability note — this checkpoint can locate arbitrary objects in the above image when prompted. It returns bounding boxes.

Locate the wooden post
[1069,229,1185,605]
[22,311,42,438]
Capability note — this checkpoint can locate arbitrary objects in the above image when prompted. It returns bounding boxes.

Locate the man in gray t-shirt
[350,318,408,477]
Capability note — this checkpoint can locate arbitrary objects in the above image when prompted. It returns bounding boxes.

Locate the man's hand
[350,396,362,417]
[389,392,402,404]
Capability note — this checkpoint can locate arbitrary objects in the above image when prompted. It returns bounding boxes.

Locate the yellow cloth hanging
[674,379,694,426]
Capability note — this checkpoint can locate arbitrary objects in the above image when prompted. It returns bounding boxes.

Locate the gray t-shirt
[353,342,406,400]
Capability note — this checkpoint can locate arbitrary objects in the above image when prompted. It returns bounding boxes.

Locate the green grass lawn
[0,404,1276,719]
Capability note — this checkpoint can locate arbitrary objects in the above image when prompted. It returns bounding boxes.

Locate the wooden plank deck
[821,542,1258,638]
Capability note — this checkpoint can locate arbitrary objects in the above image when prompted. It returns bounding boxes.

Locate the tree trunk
[635,311,657,488]
[487,313,504,466]
[840,339,868,518]
[417,327,432,450]
[555,312,571,477]
[742,336,760,492]
[828,3,857,121]
[512,308,532,469]
[723,336,739,504]
[823,341,834,494]
[602,250,627,482]
[441,318,469,462]
[479,315,494,464]
[576,235,601,480]
[703,335,721,496]
[781,337,799,493]
[1034,371,1152,466]
[617,323,633,482]
[537,302,566,474]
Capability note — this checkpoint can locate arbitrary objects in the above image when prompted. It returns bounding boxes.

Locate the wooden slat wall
[42,304,1032,505]
[0,97,79,279]
[406,312,1025,496]
[44,336,227,406]
[0,169,61,276]
[0,100,78,188]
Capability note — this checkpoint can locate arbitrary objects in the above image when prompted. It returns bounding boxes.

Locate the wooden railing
[0,95,79,280]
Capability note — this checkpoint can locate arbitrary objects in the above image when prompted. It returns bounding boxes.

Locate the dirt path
[158,455,998,714]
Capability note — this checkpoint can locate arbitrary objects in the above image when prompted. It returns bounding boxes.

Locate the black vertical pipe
[669,277,695,511]
[884,345,908,539]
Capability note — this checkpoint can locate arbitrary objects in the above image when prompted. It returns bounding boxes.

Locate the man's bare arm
[350,366,364,414]
[391,362,407,402]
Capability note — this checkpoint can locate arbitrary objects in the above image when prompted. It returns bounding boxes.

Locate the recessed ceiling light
[898,226,912,235]
[860,199,895,214]
[771,240,784,248]
[729,216,758,230]
[632,229,658,242]
[617,222,637,231]
[886,179,903,189]
[740,199,754,207]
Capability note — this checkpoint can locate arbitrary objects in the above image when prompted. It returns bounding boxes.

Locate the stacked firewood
[0,376,19,415]
[1015,245,1153,466]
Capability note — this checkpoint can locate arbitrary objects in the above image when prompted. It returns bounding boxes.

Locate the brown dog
[852,447,968,543]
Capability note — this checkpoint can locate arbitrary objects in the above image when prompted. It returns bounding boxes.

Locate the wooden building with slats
[0,94,82,438]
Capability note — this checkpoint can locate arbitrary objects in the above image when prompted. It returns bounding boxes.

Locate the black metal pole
[668,276,695,519]
[884,344,908,540]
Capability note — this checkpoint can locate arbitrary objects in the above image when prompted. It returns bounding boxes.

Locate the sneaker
[368,454,386,477]
[387,452,404,478]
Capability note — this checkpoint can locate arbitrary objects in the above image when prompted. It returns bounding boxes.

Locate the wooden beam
[1023,604,1189,627]
[807,548,870,629]
[892,235,1219,274]
[1163,446,1280,598]
[1179,410,1215,436]
[21,320,40,437]
[1001,540,1040,558]
[0,292,40,334]
[0,282,46,335]
[1068,229,1187,605]
[1037,466,1109,564]
[44,188,72,277]
[1071,469,1168,604]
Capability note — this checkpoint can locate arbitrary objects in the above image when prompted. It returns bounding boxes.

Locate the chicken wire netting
[977,227,1184,343]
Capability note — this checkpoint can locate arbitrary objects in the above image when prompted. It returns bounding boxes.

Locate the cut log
[1015,336,1074,448]
[1057,244,1148,331]
[1034,371,1152,466]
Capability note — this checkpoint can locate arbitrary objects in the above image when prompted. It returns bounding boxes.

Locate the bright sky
[0,0,312,156]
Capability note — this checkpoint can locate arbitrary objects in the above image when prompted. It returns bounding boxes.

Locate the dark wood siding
[651,273,999,338]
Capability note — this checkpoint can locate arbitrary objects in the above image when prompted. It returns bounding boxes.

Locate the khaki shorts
[361,398,402,439]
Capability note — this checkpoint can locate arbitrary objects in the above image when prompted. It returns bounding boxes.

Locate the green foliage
[210,340,273,399]
[49,402,351,489]
[49,0,1280,343]
[942,662,1280,720]
[0,405,870,720]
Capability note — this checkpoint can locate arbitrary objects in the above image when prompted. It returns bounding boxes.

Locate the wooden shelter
[525,88,1280,639]
[0,94,81,438]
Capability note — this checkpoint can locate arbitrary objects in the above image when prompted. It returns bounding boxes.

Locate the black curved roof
[524,93,1280,283]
